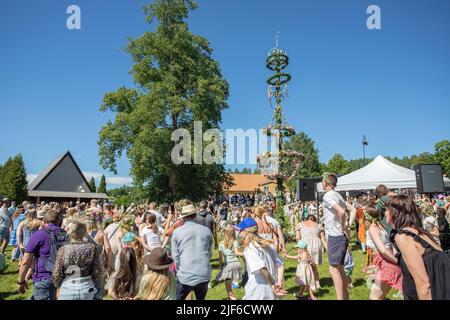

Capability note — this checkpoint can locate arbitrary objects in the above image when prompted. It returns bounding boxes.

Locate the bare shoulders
[396,227,443,252]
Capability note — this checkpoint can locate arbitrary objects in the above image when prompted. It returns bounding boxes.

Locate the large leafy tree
[0,155,28,203]
[324,153,351,175]
[98,0,231,202]
[435,140,450,177]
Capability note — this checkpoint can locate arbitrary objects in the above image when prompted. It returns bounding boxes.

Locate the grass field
[0,240,402,300]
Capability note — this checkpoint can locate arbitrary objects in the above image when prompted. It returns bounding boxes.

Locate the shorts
[327,235,348,266]
[0,228,9,242]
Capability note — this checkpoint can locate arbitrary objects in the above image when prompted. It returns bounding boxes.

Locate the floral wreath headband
[363,208,379,224]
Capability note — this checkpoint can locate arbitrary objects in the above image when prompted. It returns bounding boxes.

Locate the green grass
[1,241,402,300]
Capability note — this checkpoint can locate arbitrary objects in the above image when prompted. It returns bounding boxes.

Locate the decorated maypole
[257,34,304,231]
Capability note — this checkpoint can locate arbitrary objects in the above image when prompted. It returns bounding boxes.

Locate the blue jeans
[58,276,97,300]
[32,278,57,300]
[176,280,209,300]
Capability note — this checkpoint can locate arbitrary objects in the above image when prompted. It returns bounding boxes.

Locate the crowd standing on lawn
[1,173,450,300]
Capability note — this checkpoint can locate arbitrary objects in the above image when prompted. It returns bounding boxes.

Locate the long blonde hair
[141,269,172,300]
[243,229,273,248]
[66,219,87,242]
[223,226,236,250]
[24,210,40,230]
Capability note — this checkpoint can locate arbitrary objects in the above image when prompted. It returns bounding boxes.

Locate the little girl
[215,225,242,300]
[284,240,318,300]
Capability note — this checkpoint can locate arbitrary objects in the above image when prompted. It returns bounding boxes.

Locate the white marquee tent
[317,155,450,192]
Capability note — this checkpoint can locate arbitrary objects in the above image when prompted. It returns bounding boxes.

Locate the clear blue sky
[1,0,449,185]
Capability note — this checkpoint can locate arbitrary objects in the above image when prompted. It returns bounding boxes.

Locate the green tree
[253,168,261,174]
[89,177,97,193]
[435,140,450,177]
[0,155,28,203]
[410,152,435,167]
[347,158,372,172]
[324,153,350,175]
[233,168,240,174]
[97,0,231,202]
[283,132,321,191]
[284,132,321,177]
[98,175,107,194]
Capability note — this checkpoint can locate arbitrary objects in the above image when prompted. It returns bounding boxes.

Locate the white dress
[243,242,278,300]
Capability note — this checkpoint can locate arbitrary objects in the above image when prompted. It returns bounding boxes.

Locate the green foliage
[97,175,107,194]
[88,177,96,193]
[97,0,230,203]
[323,153,350,175]
[284,131,321,190]
[348,158,372,172]
[435,140,450,177]
[0,155,28,203]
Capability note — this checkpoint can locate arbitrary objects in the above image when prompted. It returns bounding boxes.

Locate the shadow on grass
[352,278,366,287]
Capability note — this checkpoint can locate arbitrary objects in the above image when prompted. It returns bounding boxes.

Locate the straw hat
[179,204,197,219]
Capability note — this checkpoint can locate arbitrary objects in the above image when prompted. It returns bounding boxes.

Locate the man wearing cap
[171,204,212,300]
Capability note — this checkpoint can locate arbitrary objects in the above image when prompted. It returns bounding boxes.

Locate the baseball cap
[237,218,257,231]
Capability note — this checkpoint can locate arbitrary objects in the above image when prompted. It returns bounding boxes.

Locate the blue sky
[1,0,449,186]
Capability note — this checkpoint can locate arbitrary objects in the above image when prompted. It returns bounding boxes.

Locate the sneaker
[232,282,240,289]
[208,282,212,289]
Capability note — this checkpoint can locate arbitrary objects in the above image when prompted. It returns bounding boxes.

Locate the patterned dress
[295,222,323,265]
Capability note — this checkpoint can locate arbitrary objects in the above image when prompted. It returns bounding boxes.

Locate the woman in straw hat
[137,247,176,300]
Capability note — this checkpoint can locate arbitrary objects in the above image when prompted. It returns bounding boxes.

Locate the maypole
[257,33,304,230]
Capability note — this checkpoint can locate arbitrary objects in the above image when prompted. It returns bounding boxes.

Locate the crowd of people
[1,173,450,300]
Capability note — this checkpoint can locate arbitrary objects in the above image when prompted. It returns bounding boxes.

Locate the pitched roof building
[28,151,108,202]
[223,173,277,195]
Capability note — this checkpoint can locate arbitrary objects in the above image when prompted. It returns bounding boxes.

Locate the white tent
[317,155,449,192]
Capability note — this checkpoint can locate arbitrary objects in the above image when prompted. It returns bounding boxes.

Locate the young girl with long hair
[108,246,138,300]
[139,213,168,256]
[253,206,285,290]
[365,206,403,300]
[239,218,287,300]
[215,225,242,300]
[387,195,450,300]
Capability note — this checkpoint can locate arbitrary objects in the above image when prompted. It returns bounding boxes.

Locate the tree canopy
[98,0,231,202]
[0,155,28,203]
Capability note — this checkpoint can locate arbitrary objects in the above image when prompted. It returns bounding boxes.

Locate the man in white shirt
[322,173,356,300]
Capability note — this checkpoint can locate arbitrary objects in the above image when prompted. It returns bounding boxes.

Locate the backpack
[44,228,68,273]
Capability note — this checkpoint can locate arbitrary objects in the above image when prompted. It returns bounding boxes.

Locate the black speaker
[296,178,317,201]
[414,164,445,194]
